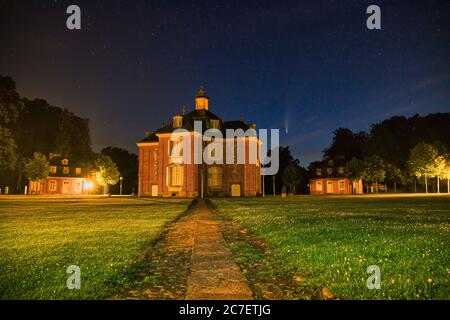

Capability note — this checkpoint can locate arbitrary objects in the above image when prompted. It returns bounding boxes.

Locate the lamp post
[119,176,123,195]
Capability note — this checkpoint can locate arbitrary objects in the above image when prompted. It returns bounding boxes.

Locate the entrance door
[62,181,70,194]
[326,181,333,193]
[231,184,241,197]
[151,185,158,197]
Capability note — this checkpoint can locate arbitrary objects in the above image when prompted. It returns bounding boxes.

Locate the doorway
[326,181,333,193]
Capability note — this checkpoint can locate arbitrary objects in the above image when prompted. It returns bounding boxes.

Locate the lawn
[0,196,191,299]
[212,195,450,300]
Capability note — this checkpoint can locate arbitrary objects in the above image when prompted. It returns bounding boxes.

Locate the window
[61,159,69,165]
[75,181,82,192]
[338,180,345,191]
[328,160,334,166]
[169,139,183,158]
[338,167,344,175]
[327,167,333,175]
[63,167,69,174]
[75,167,81,175]
[210,119,220,129]
[172,116,183,128]
[208,167,222,188]
[169,165,183,186]
[316,181,322,191]
[50,166,57,174]
[316,168,322,176]
[49,180,57,191]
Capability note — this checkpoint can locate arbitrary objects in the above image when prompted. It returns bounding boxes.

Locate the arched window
[208,166,222,188]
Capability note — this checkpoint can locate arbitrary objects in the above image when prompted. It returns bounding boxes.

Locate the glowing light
[84,181,94,190]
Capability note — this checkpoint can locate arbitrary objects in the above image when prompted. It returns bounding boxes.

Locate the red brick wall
[138,136,261,197]
[310,178,353,195]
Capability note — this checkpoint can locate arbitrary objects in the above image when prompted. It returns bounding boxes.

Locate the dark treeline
[0,75,137,193]
[323,114,450,167]
[266,113,450,195]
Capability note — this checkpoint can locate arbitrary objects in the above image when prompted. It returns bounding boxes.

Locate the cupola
[195,84,209,110]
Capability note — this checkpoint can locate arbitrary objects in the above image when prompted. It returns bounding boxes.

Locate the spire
[195,83,208,99]
[195,83,209,110]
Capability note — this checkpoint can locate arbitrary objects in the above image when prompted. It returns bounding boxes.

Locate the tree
[432,155,446,194]
[362,155,385,193]
[23,152,50,182]
[367,113,450,168]
[282,161,301,194]
[100,147,138,194]
[264,146,308,195]
[441,158,450,194]
[346,157,364,194]
[407,142,439,193]
[384,163,404,193]
[94,155,120,194]
[0,75,23,175]
[323,128,368,162]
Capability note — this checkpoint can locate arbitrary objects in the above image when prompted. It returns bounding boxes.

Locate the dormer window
[75,167,81,175]
[327,167,333,175]
[328,160,334,166]
[338,167,344,175]
[62,159,69,165]
[316,168,322,176]
[50,166,57,174]
[63,167,69,174]
[210,119,220,129]
[172,115,183,128]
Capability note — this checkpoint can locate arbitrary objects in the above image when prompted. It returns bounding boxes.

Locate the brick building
[28,154,89,195]
[136,85,262,197]
[309,157,363,194]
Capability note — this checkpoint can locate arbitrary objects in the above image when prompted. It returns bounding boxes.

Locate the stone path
[113,199,253,300]
[185,200,253,300]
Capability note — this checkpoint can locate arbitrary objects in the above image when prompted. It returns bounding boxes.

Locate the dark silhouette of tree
[362,155,385,193]
[366,113,450,168]
[384,163,405,193]
[346,157,364,193]
[0,75,23,174]
[323,128,368,162]
[263,146,308,195]
[101,147,138,194]
[282,161,301,194]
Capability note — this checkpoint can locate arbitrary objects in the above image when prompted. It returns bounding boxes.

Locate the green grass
[212,195,450,300]
[0,196,191,299]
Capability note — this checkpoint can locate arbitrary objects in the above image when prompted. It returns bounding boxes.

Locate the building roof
[137,86,253,144]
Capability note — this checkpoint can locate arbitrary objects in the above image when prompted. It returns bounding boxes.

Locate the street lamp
[119,176,123,195]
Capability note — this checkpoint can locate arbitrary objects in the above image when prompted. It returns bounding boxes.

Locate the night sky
[1,0,449,166]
